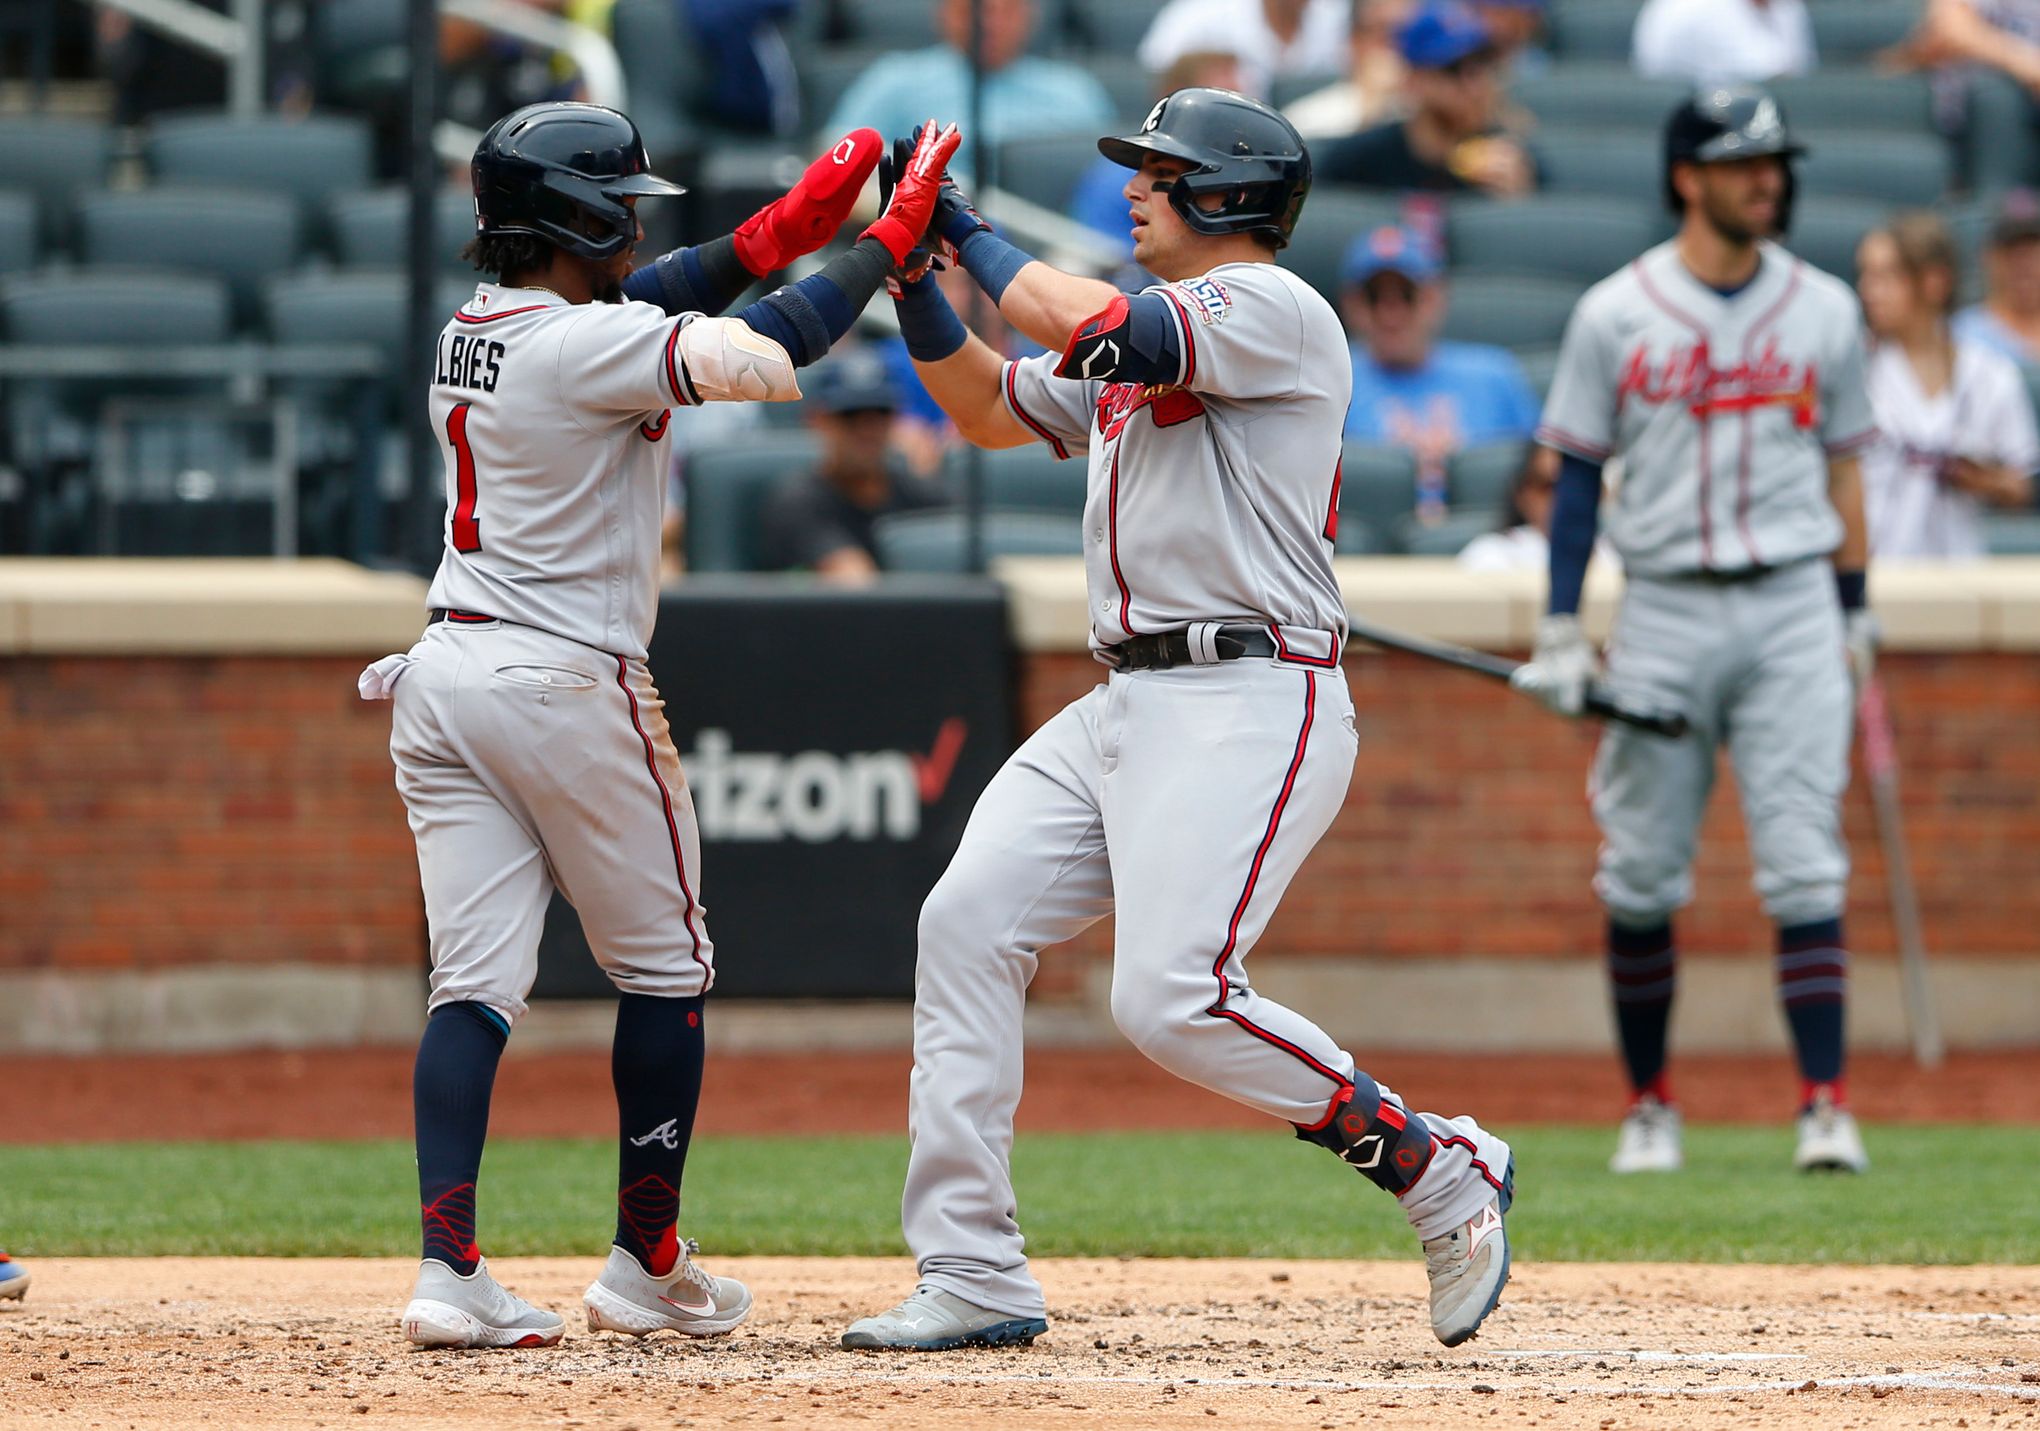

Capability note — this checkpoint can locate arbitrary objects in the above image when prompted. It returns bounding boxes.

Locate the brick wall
[4,651,2035,983]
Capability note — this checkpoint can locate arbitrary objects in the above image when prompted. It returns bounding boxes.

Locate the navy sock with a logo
[414,1001,510,1274]
[613,992,705,1277]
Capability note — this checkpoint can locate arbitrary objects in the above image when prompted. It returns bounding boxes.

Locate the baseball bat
[1857,675,1944,1069]
[1344,616,1690,737]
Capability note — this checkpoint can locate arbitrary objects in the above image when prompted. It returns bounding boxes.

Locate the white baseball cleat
[842,1285,1049,1351]
[1610,1094,1684,1173]
[1794,1090,1868,1173]
[1420,1160,1514,1348]
[401,1257,564,1349]
[583,1242,752,1337]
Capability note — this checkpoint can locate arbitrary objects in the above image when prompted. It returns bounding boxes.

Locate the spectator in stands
[1286,0,1413,140]
[1893,0,2040,95]
[1859,212,2038,559]
[1072,51,1247,258]
[682,0,801,136]
[1315,1,1539,198]
[1632,0,1815,86]
[1955,189,2040,364]
[1340,225,1542,514]
[822,0,1111,176]
[758,349,949,582]
[1473,0,1550,70]
[1137,0,1349,104]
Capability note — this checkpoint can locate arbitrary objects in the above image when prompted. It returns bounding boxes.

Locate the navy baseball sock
[612,992,705,1277]
[1608,918,1676,1100]
[413,1001,510,1274]
[1777,917,1848,1100]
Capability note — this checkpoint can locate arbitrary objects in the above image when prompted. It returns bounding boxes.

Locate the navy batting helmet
[1663,84,1806,232]
[1097,87,1311,250]
[472,102,685,261]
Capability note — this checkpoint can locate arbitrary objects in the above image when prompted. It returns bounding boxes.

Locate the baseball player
[359,101,962,1348]
[842,89,1515,1353]
[1518,86,1875,1176]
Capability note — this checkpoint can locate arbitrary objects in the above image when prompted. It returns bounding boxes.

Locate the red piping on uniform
[615,656,708,979]
[1433,1131,1508,1194]
[1324,458,1342,542]
[1269,624,1340,669]
[1534,422,1612,461]
[1160,287,1198,387]
[1735,259,1804,567]
[1825,428,1877,456]
[1106,450,1136,637]
[663,322,696,407]
[1003,361,1069,459]
[1631,257,1717,567]
[1204,671,1350,1092]
[453,304,551,324]
[640,410,670,441]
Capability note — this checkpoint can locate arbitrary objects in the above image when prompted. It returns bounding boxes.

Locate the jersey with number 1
[1536,240,1876,577]
[425,283,709,662]
[999,261,1351,657]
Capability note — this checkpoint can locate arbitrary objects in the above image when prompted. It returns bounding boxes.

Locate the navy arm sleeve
[729,237,892,368]
[621,234,755,317]
[1051,292,1183,384]
[1547,451,1603,617]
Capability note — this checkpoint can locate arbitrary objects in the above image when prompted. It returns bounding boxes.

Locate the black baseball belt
[1106,624,1278,672]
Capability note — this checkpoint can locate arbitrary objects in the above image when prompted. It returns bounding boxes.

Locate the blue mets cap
[1398,0,1495,69]
[807,347,899,413]
[1342,224,1445,287]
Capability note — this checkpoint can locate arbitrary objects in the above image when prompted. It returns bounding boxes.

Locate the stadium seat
[1518,346,1561,401]
[2,268,230,345]
[328,188,481,274]
[1797,131,1953,208]
[872,508,1084,571]
[0,193,35,274]
[1534,128,1662,201]
[1332,516,1390,555]
[1337,441,1419,548]
[1982,511,2040,555]
[1439,274,1584,352]
[610,0,705,159]
[1513,65,1685,130]
[1078,0,1166,52]
[1963,73,2040,196]
[1448,195,1661,285]
[1546,0,1646,62]
[76,189,302,328]
[685,435,820,572]
[1786,197,1887,283]
[836,0,943,49]
[997,131,1105,214]
[1770,72,1935,133]
[1278,186,1406,301]
[263,270,474,375]
[1942,196,1995,305]
[1086,61,1162,131]
[1447,440,1528,515]
[799,48,890,136]
[0,114,113,244]
[944,441,1088,517]
[147,113,374,211]
[1806,0,1920,61]
[1397,508,1496,557]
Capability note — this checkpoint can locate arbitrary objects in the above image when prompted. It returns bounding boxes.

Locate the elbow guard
[673,315,802,404]
[1053,293,1182,385]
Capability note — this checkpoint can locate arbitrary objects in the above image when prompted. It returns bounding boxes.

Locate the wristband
[894,276,968,362]
[956,227,1034,306]
[1835,568,1867,611]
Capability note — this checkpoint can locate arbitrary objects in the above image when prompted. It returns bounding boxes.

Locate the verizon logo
[683,719,967,843]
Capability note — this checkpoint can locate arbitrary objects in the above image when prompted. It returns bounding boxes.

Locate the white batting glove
[1510,613,1597,717]
[1844,608,1879,695]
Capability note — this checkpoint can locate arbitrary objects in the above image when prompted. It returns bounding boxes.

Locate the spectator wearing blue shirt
[822,0,1114,177]
[1341,224,1541,508]
[1953,189,2040,367]
[686,0,801,136]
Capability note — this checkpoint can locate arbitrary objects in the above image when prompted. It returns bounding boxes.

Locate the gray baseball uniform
[904,261,1510,1318]
[360,284,791,1027]
[1537,240,1876,925]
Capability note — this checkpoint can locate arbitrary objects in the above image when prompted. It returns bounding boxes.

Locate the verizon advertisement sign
[536,579,1012,998]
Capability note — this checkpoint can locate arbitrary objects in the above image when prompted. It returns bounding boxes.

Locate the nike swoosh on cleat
[658,1290,715,1315]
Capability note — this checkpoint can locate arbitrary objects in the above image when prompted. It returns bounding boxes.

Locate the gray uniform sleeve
[1536,293,1620,462]
[554,302,692,419]
[1001,352,1095,460]
[1820,318,1878,457]
[1153,267,1306,401]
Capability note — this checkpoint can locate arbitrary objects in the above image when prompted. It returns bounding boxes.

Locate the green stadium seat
[1797,130,1954,208]
[1448,440,1528,515]
[1448,195,1661,285]
[996,131,1105,213]
[1337,441,1419,549]
[0,114,113,245]
[1806,0,1920,62]
[1982,511,2040,554]
[610,0,706,159]
[944,442,1088,518]
[1439,274,1585,352]
[685,436,820,572]
[1078,0,1166,52]
[1547,0,1646,62]
[1279,187,1406,301]
[873,509,1084,571]
[328,188,483,274]
[1535,128,1662,200]
[1963,73,2040,195]
[1514,65,1685,130]
[800,47,890,137]
[1332,515,1390,555]
[1787,197,1886,283]
[837,0,943,48]
[77,189,302,328]
[1944,196,1997,306]
[148,113,374,212]
[3,268,230,345]
[1397,508,1497,557]
[0,193,35,275]
[1770,71,1935,133]
[1518,346,1561,401]
[263,271,474,377]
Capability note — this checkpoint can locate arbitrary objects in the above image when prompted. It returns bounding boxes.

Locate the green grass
[0,1127,2029,1264]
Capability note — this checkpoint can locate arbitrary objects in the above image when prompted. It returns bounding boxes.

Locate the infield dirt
[7,1257,2036,1429]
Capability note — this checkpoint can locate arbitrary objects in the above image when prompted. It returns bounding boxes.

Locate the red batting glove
[861,120,963,266]
[732,127,883,277]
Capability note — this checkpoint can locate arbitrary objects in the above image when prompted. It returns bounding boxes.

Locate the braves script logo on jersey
[1096,382,1205,443]
[1618,337,1820,428]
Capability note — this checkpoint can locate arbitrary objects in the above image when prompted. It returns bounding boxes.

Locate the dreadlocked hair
[462,232,551,283]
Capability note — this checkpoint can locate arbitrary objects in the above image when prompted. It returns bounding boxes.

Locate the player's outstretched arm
[922,164,1119,353]
[622,128,883,318]
[891,272,1032,450]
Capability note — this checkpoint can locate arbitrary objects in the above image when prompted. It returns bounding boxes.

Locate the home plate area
[7,1257,2036,1429]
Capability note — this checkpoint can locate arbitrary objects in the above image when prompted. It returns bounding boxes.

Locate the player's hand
[1844,607,1879,696]
[862,119,962,267]
[731,127,883,277]
[1510,613,1596,717]
[876,135,939,296]
[907,121,992,264]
